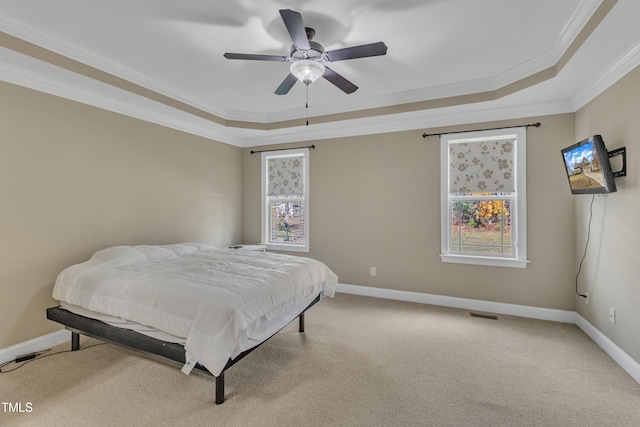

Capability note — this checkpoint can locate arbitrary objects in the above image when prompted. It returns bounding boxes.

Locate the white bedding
[52,243,338,376]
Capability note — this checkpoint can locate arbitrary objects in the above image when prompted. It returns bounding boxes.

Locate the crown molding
[0,0,631,148]
[0,53,244,146]
[0,45,599,149]
[571,40,640,110]
[235,99,575,148]
[492,0,604,88]
[0,15,230,119]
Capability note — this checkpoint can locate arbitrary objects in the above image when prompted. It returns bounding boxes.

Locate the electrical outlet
[584,292,589,305]
[609,307,616,324]
[370,267,376,276]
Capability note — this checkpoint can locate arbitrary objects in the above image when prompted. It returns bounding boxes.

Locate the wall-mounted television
[561,135,618,195]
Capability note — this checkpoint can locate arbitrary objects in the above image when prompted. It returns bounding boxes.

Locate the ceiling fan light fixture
[224,9,386,95]
[290,60,325,85]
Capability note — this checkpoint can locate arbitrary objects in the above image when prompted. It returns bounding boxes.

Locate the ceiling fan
[224,9,388,95]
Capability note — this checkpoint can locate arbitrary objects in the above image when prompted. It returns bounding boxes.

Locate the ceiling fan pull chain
[306,83,309,126]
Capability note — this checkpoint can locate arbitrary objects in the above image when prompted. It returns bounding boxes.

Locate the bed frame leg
[71,332,80,351]
[215,372,225,404]
[299,313,305,333]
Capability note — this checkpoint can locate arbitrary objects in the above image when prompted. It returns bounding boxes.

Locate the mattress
[60,293,320,348]
[52,243,338,376]
[60,302,188,343]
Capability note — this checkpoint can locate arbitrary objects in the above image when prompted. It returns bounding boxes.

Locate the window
[261,148,309,252]
[440,127,528,268]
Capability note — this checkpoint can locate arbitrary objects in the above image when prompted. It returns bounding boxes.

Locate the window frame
[261,148,310,253]
[440,127,528,268]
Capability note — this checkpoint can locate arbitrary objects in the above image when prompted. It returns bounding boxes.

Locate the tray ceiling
[1,0,639,147]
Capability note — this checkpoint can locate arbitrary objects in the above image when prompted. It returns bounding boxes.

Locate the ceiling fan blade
[275,73,298,95]
[279,9,310,51]
[325,42,388,62]
[224,53,288,61]
[323,66,358,94]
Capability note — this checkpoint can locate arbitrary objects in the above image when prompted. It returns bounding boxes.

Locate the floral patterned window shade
[268,155,305,197]
[448,138,515,193]
[261,148,310,253]
[440,127,528,268]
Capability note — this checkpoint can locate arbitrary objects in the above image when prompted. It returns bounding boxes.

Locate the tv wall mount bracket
[608,147,627,178]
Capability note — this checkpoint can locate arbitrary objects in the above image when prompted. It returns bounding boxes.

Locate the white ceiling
[1,0,639,147]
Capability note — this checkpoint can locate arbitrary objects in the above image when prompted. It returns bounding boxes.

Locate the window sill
[440,254,529,269]
[262,243,309,253]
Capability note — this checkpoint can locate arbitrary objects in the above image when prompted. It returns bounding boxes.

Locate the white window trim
[261,148,310,253]
[440,127,528,268]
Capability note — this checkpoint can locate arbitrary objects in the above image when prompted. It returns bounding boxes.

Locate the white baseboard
[0,330,70,365]
[574,314,640,384]
[337,283,577,323]
[336,283,640,384]
[4,286,640,386]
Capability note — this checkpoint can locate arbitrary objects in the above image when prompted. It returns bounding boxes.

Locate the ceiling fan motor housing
[290,40,324,61]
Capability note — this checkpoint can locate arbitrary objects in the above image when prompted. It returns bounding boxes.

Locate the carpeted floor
[2,293,640,426]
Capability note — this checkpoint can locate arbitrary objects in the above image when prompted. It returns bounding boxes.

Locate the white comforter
[52,243,338,376]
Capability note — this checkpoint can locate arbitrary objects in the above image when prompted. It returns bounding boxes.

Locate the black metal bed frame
[46,294,320,404]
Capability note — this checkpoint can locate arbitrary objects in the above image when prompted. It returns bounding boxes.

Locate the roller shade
[448,138,515,193]
[267,155,305,197]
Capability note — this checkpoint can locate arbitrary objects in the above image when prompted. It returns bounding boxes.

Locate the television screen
[561,135,617,194]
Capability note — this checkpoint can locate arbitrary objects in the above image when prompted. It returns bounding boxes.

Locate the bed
[46,243,338,404]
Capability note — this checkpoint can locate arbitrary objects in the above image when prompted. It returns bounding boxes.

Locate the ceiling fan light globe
[290,60,325,85]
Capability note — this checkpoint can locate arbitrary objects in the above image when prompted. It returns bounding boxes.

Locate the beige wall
[8,63,637,367]
[0,82,242,348]
[242,113,577,310]
[575,65,640,363]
